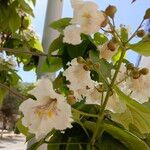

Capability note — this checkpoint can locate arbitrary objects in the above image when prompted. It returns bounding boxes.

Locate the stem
[126,19,144,44]
[72,108,98,118]
[91,49,126,147]
[0,47,62,58]
[0,82,27,100]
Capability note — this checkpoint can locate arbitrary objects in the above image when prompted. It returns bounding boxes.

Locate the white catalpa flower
[126,74,150,103]
[71,1,105,35]
[86,87,102,105]
[106,93,126,113]
[63,25,82,45]
[19,78,72,139]
[98,42,119,60]
[63,58,95,101]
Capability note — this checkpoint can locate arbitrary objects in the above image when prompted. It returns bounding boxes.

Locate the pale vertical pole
[27,0,64,149]
[37,0,64,79]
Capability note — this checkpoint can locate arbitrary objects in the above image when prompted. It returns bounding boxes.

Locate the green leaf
[120,27,128,43]
[104,122,149,150]
[20,0,34,16]
[129,35,150,56]
[0,88,7,105]
[99,132,128,150]
[29,38,43,52]
[9,10,21,33]
[42,57,62,73]
[16,117,28,136]
[93,33,108,46]
[113,86,150,134]
[50,18,72,32]
[49,35,63,53]
[66,42,88,58]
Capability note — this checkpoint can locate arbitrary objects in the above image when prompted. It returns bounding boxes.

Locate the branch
[0,82,27,100]
[0,47,62,58]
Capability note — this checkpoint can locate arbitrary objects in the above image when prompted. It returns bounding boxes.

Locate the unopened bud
[101,17,108,27]
[94,63,100,70]
[107,41,116,51]
[83,65,90,71]
[86,59,93,67]
[137,30,145,38]
[77,56,85,64]
[144,8,150,20]
[140,68,149,75]
[96,84,104,92]
[126,63,134,70]
[105,5,117,18]
[67,95,76,105]
[132,69,140,79]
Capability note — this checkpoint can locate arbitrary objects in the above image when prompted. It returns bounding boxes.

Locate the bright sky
[18,0,150,83]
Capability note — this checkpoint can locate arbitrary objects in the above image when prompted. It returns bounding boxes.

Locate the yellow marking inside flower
[47,111,54,118]
[82,12,91,19]
[34,98,57,118]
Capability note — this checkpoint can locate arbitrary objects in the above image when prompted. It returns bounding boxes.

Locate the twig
[0,82,27,100]
[126,19,144,44]
[0,47,62,58]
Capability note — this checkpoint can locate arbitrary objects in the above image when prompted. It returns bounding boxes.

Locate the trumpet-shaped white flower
[63,25,82,45]
[126,74,150,103]
[106,93,126,113]
[86,87,102,105]
[19,78,72,139]
[98,42,119,60]
[63,58,95,101]
[71,1,105,35]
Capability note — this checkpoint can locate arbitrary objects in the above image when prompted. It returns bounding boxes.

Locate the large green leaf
[50,18,72,32]
[93,33,108,46]
[42,57,63,73]
[113,87,150,134]
[129,35,150,56]
[49,35,63,53]
[9,9,21,33]
[104,123,149,150]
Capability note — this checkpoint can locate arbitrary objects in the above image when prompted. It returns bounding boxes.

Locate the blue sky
[18,0,150,82]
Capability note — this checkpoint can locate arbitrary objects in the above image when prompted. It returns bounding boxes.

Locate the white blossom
[19,78,72,139]
[63,25,82,45]
[71,1,105,35]
[98,42,119,60]
[126,74,150,103]
[63,58,95,101]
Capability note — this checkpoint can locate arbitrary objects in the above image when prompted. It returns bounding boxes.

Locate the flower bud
[137,30,145,38]
[101,17,108,27]
[107,41,116,51]
[86,59,93,67]
[132,69,140,79]
[94,63,100,70]
[83,65,90,71]
[96,84,104,92]
[140,68,149,75]
[126,63,134,70]
[144,8,150,20]
[105,5,117,18]
[77,56,85,64]
[67,95,76,105]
